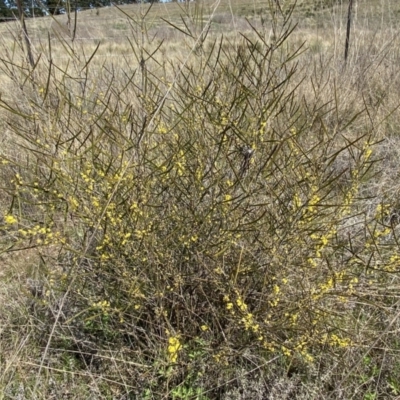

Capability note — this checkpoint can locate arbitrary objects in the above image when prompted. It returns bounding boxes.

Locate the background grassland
[1,0,400,399]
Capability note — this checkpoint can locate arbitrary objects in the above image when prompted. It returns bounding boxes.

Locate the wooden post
[344,0,354,65]
[15,0,35,67]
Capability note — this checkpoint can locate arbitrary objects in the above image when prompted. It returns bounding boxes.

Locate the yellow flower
[201,325,209,331]
[236,297,247,312]
[4,215,17,225]
[167,336,182,363]
[281,346,291,357]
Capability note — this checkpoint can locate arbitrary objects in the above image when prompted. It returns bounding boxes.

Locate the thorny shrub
[0,1,399,398]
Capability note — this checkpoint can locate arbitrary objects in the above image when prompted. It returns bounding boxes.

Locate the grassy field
[1,0,400,398]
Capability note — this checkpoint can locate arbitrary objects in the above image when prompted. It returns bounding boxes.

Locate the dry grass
[1,0,400,399]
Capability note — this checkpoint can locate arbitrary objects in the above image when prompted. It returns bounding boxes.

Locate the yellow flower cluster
[224,294,262,337]
[92,300,111,316]
[167,335,182,363]
[4,214,17,224]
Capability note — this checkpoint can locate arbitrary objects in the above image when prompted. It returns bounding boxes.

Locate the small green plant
[364,392,377,400]
[171,385,209,400]
[388,379,400,396]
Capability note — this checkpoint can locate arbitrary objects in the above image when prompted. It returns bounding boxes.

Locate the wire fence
[1,0,399,64]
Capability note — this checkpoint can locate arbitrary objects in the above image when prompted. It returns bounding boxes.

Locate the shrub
[0,1,399,398]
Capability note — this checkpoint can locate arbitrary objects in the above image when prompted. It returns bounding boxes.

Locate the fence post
[344,0,354,65]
